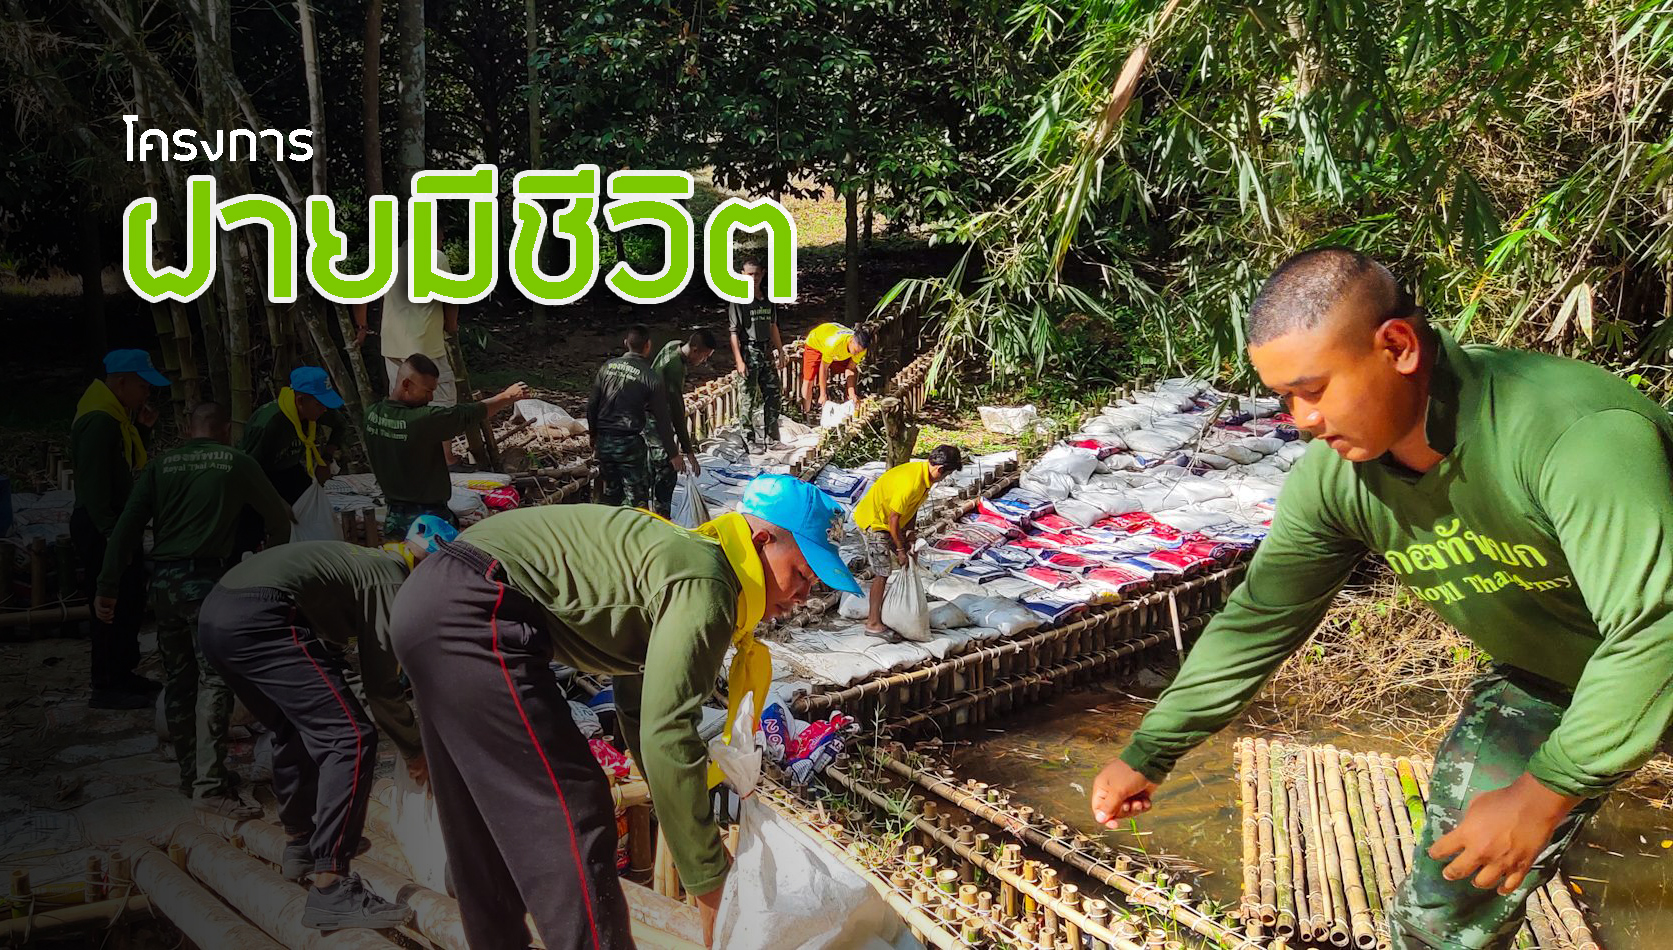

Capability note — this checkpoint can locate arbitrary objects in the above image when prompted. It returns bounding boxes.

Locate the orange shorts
[800,345,853,382]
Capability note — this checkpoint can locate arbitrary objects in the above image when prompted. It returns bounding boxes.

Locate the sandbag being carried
[881,567,932,643]
[290,482,341,543]
[673,471,711,528]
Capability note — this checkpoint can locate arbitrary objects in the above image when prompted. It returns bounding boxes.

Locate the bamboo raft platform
[1233,738,1602,950]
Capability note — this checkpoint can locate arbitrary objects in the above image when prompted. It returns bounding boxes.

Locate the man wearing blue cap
[390,475,860,950]
[71,349,169,709]
[197,516,455,931]
[240,367,349,504]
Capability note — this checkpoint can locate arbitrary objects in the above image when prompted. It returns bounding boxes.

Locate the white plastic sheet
[290,482,341,543]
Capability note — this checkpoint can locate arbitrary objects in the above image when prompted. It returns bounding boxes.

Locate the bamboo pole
[1286,783,1311,943]
[1269,742,1296,938]
[1297,746,1333,941]
[1374,753,1415,873]
[120,839,285,950]
[1238,738,1260,931]
[1342,764,1388,930]
[1253,739,1277,927]
[1321,748,1377,949]
[1545,875,1599,950]
[1395,759,1426,837]
[875,751,1256,949]
[1313,749,1353,948]
[0,894,151,941]
[1524,883,1560,949]
[1353,752,1405,896]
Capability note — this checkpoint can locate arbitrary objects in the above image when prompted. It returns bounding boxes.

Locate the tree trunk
[862,178,874,256]
[362,0,384,195]
[76,203,108,359]
[197,0,252,430]
[526,0,547,330]
[843,160,860,326]
[298,0,328,198]
[396,0,425,189]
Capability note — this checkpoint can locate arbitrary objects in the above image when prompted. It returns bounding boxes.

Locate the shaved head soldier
[1090,248,1673,949]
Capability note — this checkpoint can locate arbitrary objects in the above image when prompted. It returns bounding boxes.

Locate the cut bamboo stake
[1545,875,1599,950]
[1296,746,1331,940]
[1285,784,1311,943]
[119,839,285,950]
[1395,759,1427,838]
[1314,749,1356,948]
[1524,882,1560,949]
[1372,753,1414,874]
[1269,742,1296,939]
[0,894,152,941]
[1344,763,1393,918]
[1254,739,1277,928]
[1238,737,1260,930]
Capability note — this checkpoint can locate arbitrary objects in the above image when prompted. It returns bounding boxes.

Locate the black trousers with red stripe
[199,585,377,875]
[391,541,632,950]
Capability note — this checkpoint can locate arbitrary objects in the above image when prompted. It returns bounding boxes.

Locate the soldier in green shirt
[96,402,294,818]
[1090,249,1673,949]
[198,517,457,931]
[239,367,349,503]
[727,260,787,444]
[587,324,680,509]
[390,475,861,949]
[364,353,528,537]
[70,349,166,709]
[647,328,716,518]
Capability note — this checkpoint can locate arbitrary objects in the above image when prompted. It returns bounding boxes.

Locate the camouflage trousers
[595,432,652,509]
[645,439,678,519]
[152,561,236,799]
[1389,670,1605,949]
[740,347,781,442]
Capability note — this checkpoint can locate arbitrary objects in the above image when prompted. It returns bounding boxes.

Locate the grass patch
[471,366,592,397]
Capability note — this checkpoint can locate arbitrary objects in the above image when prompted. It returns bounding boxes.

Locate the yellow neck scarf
[693,512,769,788]
[278,387,326,472]
[75,380,147,470]
[380,540,417,570]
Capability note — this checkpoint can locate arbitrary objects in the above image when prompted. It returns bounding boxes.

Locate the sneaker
[302,874,412,931]
[194,792,262,820]
[283,837,373,882]
[90,689,151,710]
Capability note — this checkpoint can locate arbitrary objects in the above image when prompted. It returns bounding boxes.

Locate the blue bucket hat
[290,366,345,410]
[736,474,861,594]
[104,349,169,387]
[406,514,460,553]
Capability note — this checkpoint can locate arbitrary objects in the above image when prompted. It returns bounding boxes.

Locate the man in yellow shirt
[800,322,873,416]
[850,445,963,640]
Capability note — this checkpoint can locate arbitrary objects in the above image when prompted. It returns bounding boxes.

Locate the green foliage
[879,0,1673,385]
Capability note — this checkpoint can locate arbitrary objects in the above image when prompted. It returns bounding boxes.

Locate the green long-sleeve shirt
[364,399,487,506]
[70,408,150,535]
[461,505,741,895]
[218,541,421,760]
[1121,329,1673,800]
[651,340,694,455]
[239,401,348,503]
[98,439,294,596]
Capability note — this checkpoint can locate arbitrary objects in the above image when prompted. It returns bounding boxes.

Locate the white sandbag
[1240,436,1287,456]
[1051,496,1105,528]
[1097,453,1141,473]
[389,766,450,893]
[926,574,988,602]
[1020,471,1078,501]
[1123,429,1188,454]
[978,405,1039,435]
[1211,443,1264,465]
[1181,452,1234,470]
[881,568,932,643]
[290,482,340,543]
[820,400,857,428]
[1277,440,1311,462]
[673,471,711,528]
[951,594,1043,636]
[512,398,587,437]
[838,592,870,621]
[447,486,490,525]
[1032,445,1100,484]
[927,601,972,630]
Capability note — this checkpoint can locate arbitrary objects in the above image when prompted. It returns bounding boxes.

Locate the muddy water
[947,685,1673,947]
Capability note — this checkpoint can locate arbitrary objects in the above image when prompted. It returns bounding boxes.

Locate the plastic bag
[1031,445,1100,483]
[837,592,870,621]
[951,594,1043,636]
[390,765,450,893]
[291,482,341,543]
[978,404,1039,435]
[820,399,857,429]
[447,487,490,525]
[673,471,711,529]
[881,567,932,643]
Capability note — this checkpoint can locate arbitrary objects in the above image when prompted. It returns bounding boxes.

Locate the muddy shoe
[194,792,261,820]
[303,874,411,931]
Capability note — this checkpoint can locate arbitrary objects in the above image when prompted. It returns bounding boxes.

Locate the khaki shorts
[385,353,457,407]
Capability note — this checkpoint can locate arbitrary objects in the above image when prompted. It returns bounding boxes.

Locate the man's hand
[894,547,910,566]
[95,596,118,623]
[405,754,429,787]
[693,884,724,947]
[500,382,531,402]
[1090,757,1159,828]
[684,454,701,477]
[1428,773,1579,894]
[774,351,789,370]
[354,323,370,346]
[136,404,159,428]
[313,464,331,485]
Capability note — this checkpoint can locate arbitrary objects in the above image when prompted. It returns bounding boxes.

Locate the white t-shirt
[381,245,452,360]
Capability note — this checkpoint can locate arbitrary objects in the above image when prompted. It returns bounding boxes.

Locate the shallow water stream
[946,685,1673,947]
